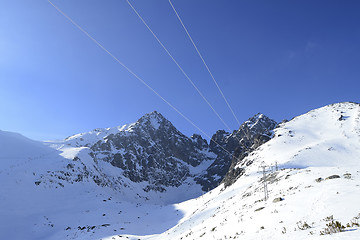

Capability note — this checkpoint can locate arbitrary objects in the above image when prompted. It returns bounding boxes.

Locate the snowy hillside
[105,102,360,240]
[0,129,198,239]
[0,130,57,169]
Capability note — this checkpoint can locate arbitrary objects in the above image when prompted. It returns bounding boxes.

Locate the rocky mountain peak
[196,113,278,190]
[131,111,183,140]
[74,110,221,193]
[232,113,277,140]
[222,113,277,187]
[58,110,278,193]
[245,113,269,127]
[136,110,167,130]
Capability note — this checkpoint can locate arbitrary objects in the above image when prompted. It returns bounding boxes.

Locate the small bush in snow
[323,215,334,221]
[297,221,311,230]
[350,213,360,227]
[320,221,345,235]
[343,173,351,179]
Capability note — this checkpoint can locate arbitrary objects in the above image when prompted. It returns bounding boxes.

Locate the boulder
[326,175,340,180]
[273,197,284,203]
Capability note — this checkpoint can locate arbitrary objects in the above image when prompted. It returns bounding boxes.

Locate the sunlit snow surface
[1,102,360,239]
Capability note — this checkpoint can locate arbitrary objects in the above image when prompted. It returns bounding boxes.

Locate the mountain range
[48,110,277,198]
[1,102,359,239]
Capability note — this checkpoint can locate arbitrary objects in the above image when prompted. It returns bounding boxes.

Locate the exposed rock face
[64,111,277,193]
[191,134,209,151]
[221,114,277,188]
[80,111,215,192]
[194,130,232,191]
[198,114,277,190]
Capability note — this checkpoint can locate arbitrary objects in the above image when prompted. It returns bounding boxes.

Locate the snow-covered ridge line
[63,111,166,146]
[243,102,360,172]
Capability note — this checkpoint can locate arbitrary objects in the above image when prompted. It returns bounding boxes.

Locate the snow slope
[104,102,360,240]
[0,112,212,239]
[0,130,187,240]
[0,130,57,169]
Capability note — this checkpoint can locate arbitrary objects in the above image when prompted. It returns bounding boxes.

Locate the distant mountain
[0,110,277,205]
[61,111,277,193]
[63,111,216,194]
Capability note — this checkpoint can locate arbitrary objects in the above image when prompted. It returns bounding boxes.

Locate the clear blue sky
[1,0,359,140]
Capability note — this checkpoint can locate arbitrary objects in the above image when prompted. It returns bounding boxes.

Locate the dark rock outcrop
[221,114,277,188]
[64,111,277,193]
[198,114,277,190]
[88,111,213,190]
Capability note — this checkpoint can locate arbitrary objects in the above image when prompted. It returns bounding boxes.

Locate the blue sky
[1,0,359,140]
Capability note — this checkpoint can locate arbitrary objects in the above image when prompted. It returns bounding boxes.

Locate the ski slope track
[1,102,360,239]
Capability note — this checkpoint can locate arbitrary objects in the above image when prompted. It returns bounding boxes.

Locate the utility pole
[259,161,269,201]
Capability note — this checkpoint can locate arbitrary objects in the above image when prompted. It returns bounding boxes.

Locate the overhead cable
[168,0,241,127]
[47,0,239,159]
[125,0,233,133]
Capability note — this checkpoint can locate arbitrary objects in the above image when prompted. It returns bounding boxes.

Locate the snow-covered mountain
[58,111,216,197]
[139,102,360,240]
[47,110,276,195]
[0,109,275,239]
[1,102,359,240]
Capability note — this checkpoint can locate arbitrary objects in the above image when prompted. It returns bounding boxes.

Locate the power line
[47,0,256,170]
[47,0,201,137]
[125,0,254,157]
[168,0,241,127]
[46,0,239,162]
[125,0,233,133]
[167,0,256,150]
